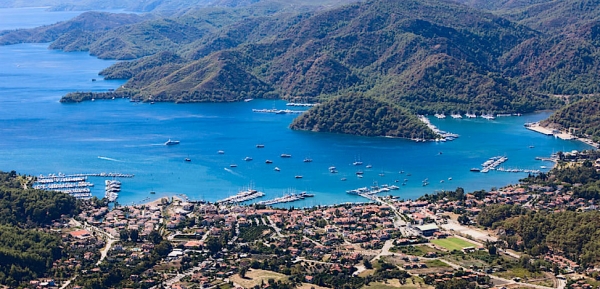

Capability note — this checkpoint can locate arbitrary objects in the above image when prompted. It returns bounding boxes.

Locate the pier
[34,172,133,200]
[418,115,459,141]
[38,172,134,179]
[252,108,305,114]
[286,103,318,107]
[255,191,314,206]
[346,184,399,196]
[217,189,265,205]
[524,122,554,136]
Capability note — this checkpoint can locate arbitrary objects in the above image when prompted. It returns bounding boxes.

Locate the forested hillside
[290,95,437,138]
[0,171,79,286]
[477,150,600,267]
[59,0,563,117]
[5,0,600,137]
[540,97,600,142]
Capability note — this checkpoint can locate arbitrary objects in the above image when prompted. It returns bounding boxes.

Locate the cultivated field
[431,237,476,251]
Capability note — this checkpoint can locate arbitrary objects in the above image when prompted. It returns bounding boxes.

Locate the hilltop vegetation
[0,171,79,287]
[0,12,148,47]
[5,0,600,137]
[290,95,437,138]
[60,0,562,114]
[540,97,600,142]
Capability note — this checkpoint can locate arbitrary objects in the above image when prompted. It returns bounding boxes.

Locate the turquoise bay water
[0,43,593,207]
[0,9,593,206]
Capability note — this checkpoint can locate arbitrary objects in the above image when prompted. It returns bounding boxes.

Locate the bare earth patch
[229,269,287,288]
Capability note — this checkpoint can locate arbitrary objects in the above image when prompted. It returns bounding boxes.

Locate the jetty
[105,180,121,202]
[38,172,134,179]
[255,191,314,206]
[524,122,575,139]
[346,184,399,196]
[417,115,459,141]
[217,189,265,205]
[252,108,304,114]
[286,103,318,107]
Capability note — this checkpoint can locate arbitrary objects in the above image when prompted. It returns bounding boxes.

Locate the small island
[290,94,438,139]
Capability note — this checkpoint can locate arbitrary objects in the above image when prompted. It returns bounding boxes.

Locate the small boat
[341,178,347,181]
[357,175,363,178]
[244,98,254,102]
[281,154,292,158]
[256,144,265,148]
[265,160,273,164]
[356,171,364,175]
[379,173,385,177]
[244,157,253,161]
[303,158,313,162]
[92,78,96,81]
[470,168,480,172]
[184,158,191,162]
[150,191,156,194]
[529,145,535,148]
[230,164,238,168]
[353,161,363,166]
[366,164,372,168]
[440,180,444,183]
[448,177,452,180]
[295,175,303,179]
[217,150,225,154]
[400,170,404,174]
[329,166,336,171]
[274,167,280,171]
[165,139,180,145]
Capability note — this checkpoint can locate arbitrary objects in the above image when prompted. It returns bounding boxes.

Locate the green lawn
[431,237,476,251]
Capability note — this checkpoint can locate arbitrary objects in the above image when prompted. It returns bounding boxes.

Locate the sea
[0,8,594,207]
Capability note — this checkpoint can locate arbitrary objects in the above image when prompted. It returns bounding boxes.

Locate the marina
[418,115,459,141]
[252,108,305,114]
[255,191,315,206]
[216,188,265,205]
[346,183,399,195]
[286,103,318,107]
[0,42,594,207]
[105,180,121,202]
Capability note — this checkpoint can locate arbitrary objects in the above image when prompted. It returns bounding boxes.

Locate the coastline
[525,122,599,149]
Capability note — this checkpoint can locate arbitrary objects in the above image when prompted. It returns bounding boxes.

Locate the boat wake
[224,168,242,177]
[98,156,124,162]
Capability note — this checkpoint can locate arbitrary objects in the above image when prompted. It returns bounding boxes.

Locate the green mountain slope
[290,95,437,139]
[0,12,147,46]
[540,97,600,142]
[39,0,600,137]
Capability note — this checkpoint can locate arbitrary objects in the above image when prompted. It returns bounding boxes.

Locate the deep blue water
[0,9,594,207]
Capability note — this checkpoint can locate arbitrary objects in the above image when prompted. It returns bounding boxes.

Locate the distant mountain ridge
[7,0,600,138]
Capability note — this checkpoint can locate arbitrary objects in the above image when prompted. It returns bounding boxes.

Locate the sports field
[430,237,477,251]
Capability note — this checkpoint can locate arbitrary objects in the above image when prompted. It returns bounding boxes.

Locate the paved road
[370,239,394,262]
[59,275,78,289]
[266,216,284,238]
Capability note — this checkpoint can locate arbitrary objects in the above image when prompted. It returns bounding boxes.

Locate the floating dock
[255,192,314,206]
[252,108,304,114]
[217,189,265,205]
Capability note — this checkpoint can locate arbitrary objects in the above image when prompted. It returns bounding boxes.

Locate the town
[20,150,600,289]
